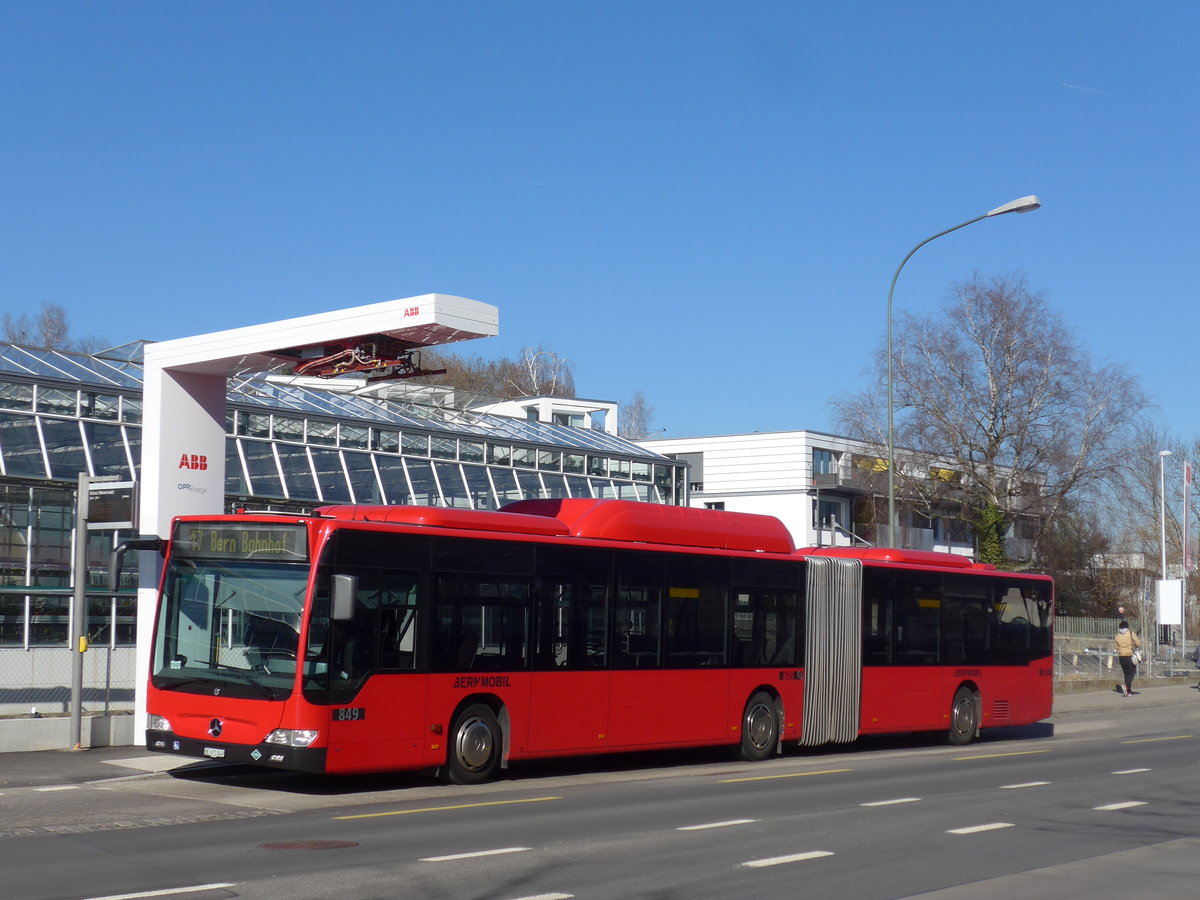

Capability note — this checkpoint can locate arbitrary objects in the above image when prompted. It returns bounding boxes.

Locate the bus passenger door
[526,552,610,753]
[321,565,427,770]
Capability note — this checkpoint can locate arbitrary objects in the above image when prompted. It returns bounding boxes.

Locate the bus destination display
[174,522,307,561]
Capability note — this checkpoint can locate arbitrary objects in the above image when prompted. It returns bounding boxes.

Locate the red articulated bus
[127,499,1053,782]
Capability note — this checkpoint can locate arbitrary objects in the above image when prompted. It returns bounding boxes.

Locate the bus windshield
[152,555,311,701]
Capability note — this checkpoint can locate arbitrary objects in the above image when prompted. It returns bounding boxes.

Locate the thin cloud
[1061,81,1117,96]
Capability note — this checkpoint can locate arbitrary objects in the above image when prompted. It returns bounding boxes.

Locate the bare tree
[3,311,32,344]
[619,391,655,440]
[424,343,576,401]
[2,302,102,351]
[836,273,1151,564]
[503,343,575,398]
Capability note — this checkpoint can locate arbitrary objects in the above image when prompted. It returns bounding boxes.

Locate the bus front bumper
[146,729,327,773]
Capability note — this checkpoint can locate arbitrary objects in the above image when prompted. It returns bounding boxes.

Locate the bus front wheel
[739,691,778,762]
[947,687,980,746]
[447,703,502,784]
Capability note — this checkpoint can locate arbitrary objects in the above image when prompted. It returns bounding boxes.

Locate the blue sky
[2,2,1197,444]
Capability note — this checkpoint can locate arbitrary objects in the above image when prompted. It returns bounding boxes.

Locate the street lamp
[1160,449,1173,580]
[1157,448,1173,675]
[885,195,1042,548]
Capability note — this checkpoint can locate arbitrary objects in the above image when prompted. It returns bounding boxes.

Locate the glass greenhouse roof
[0,340,664,460]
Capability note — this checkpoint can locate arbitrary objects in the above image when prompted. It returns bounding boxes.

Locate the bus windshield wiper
[211,664,282,700]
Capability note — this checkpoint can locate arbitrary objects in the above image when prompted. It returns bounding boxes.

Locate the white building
[639,430,977,556]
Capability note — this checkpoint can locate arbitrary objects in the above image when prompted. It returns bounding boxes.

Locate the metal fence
[0,645,135,717]
[0,586,138,717]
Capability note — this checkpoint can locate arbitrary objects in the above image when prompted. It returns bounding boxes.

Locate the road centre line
[678,819,757,831]
[947,823,1014,835]
[1095,801,1147,811]
[999,781,1051,790]
[720,768,851,784]
[421,847,530,862]
[1112,768,1151,775]
[1120,735,1192,744]
[742,850,834,868]
[508,895,573,900]
[953,749,1052,761]
[334,796,561,820]
[83,885,236,900]
[33,785,80,792]
[860,798,921,807]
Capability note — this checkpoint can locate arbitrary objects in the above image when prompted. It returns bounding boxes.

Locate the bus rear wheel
[947,687,979,746]
[739,691,778,762]
[447,703,501,784]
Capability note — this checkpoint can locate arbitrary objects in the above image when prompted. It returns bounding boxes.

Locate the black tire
[446,703,502,784]
[739,691,779,762]
[947,687,979,746]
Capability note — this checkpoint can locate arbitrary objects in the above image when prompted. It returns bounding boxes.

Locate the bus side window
[942,576,990,665]
[893,573,940,664]
[664,555,728,668]
[615,552,663,669]
[378,570,418,670]
[731,587,799,667]
[433,577,529,672]
[531,546,611,670]
[861,570,891,665]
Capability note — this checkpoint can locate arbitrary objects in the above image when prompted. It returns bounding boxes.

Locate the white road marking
[507,895,574,900]
[1095,801,1147,811]
[860,797,920,806]
[1112,768,1150,775]
[33,785,80,792]
[83,885,236,900]
[999,781,1050,789]
[947,823,1014,835]
[678,819,757,831]
[742,850,834,868]
[421,847,530,862]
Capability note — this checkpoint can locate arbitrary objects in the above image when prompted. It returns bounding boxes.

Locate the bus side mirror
[108,538,167,591]
[331,574,358,621]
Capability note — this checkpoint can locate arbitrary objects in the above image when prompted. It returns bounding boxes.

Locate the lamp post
[1158,448,1172,672]
[885,195,1042,548]
[1160,449,1173,581]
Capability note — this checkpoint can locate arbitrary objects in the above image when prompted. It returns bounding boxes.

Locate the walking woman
[1114,620,1142,696]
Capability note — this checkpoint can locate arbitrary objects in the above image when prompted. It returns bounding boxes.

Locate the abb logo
[402,306,420,317]
[178,454,208,470]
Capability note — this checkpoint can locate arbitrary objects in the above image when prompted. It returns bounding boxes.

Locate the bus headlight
[265,729,319,748]
[147,714,173,733]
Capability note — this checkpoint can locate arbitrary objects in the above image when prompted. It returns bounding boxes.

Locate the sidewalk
[1052,679,1200,717]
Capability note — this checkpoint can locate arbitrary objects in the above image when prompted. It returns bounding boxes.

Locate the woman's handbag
[1132,648,1144,665]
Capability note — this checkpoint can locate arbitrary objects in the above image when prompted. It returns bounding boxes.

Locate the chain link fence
[0,588,136,718]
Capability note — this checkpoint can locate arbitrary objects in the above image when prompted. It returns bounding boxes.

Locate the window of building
[813,448,837,476]
[80,392,119,421]
[36,387,76,416]
[307,420,337,447]
[0,381,33,411]
[431,437,458,460]
[814,498,847,529]
[401,432,429,457]
[460,441,485,464]
[372,429,399,453]
[339,424,369,449]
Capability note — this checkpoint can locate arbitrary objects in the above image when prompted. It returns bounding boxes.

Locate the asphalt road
[2,685,1198,900]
